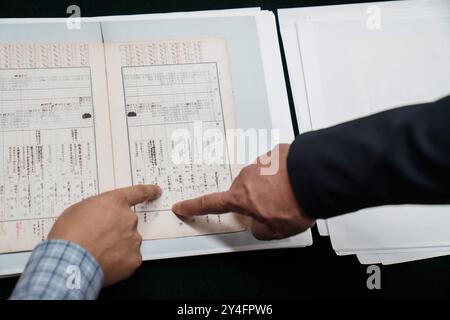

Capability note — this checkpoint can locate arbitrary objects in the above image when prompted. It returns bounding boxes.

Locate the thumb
[118,184,162,206]
[250,220,276,241]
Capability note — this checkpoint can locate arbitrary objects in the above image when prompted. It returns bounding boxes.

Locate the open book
[0,35,249,253]
[0,9,313,273]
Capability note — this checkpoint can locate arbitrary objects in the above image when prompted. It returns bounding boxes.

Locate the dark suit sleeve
[287,95,450,219]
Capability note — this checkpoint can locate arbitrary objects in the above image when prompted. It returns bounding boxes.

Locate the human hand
[172,144,315,240]
[47,184,161,286]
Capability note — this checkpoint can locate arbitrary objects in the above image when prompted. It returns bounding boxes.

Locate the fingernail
[172,203,180,214]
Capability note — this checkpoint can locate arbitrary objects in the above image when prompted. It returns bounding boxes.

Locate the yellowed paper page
[0,43,114,253]
[105,38,249,239]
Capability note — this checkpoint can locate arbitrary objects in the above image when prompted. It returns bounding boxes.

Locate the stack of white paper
[279,0,450,265]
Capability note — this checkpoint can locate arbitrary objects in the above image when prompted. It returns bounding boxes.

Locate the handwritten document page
[105,39,249,239]
[0,43,114,253]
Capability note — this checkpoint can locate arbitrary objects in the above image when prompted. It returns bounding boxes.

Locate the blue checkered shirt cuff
[10,240,103,300]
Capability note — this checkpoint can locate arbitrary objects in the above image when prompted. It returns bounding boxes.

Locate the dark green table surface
[1,0,449,300]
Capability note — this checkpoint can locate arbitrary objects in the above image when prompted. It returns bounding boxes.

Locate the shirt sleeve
[10,239,103,300]
[287,95,450,219]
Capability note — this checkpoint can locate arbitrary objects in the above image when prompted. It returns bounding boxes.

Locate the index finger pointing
[172,191,234,217]
[118,184,162,206]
